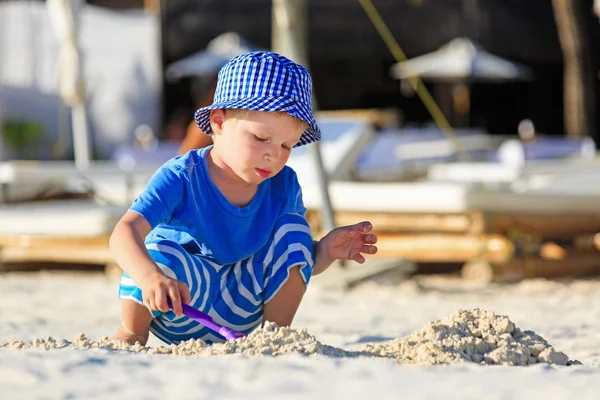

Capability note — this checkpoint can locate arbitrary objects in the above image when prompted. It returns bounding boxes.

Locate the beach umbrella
[390,37,533,126]
[47,0,90,170]
[389,37,534,82]
[164,32,264,82]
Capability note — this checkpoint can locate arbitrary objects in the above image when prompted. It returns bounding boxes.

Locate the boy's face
[211,110,307,185]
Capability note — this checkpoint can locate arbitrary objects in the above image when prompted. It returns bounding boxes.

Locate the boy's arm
[109,210,159,285]
[311,221,378,276]
[312,239,336,276]
[109,210,190,316]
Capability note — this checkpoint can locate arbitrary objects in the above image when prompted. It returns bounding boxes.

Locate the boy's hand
[319,221,378,264]
[139,272,191,316]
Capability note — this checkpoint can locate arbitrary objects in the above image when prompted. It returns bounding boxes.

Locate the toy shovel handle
[168,300,246,340]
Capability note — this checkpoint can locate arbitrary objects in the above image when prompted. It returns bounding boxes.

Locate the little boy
[111,52,378,345]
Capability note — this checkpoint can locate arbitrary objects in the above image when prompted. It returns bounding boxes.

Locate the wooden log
[469,191,600,216]
[461,259,497,282]
[539,242,568,260]
[0,246,113,265]
[374,233,513,263]
[332,211,483,234]
[309,209,600,239]
[538,235,600,257]
[462,251,600,282]
[573,233,600,251]
[0,234,110,248]
[0,234,112,267]
[486,214,600,238]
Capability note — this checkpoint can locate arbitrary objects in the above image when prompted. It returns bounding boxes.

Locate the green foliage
[2,120,45,158]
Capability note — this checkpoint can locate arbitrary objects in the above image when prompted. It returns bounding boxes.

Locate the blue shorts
[118,213,314,344]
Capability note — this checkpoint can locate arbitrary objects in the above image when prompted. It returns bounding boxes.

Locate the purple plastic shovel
[168,300,246,340]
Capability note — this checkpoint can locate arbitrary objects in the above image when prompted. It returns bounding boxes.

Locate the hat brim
[194,96,321,147]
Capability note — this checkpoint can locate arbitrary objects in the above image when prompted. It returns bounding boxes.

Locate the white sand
[2,310,573,367]
[1,272,600,399]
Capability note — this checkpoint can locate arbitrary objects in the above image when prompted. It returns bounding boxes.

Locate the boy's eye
[253,135,267,142]
[282,144,292,151]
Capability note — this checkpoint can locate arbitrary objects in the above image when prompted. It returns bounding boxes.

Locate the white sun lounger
[0,160,157,205]
[301,179,600,215]
[286,117,374,185]
[0,200,125,237]
[0,200,126,268]
[0,116,375,204]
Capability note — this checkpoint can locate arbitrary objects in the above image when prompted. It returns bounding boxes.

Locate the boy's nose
[264,145,281,163]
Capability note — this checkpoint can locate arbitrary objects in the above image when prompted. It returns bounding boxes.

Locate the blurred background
[2,0,600,288]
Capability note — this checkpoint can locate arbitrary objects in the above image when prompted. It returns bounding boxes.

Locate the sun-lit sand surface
[1,271,600,399]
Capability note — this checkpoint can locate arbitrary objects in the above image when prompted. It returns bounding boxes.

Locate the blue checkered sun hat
[194,51,321,147]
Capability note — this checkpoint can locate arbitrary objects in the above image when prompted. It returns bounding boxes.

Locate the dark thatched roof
[88,0,600,136]
[160,0,578,65]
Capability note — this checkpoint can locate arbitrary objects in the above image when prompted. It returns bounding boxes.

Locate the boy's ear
[209,109,226,134]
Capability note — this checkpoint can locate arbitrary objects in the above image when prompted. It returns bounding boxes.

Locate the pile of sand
[1,309,578,366]
[360,309,574,366]
[2,323,349,358]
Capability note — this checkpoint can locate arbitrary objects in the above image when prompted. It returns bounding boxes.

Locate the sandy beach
[1,271,600,399]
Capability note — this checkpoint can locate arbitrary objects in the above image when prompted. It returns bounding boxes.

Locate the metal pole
[71,0,91,170]
[272,0,336,233]
[72,103,90,169]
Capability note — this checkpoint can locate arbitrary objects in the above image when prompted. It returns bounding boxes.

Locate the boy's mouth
[255,168,272,178]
